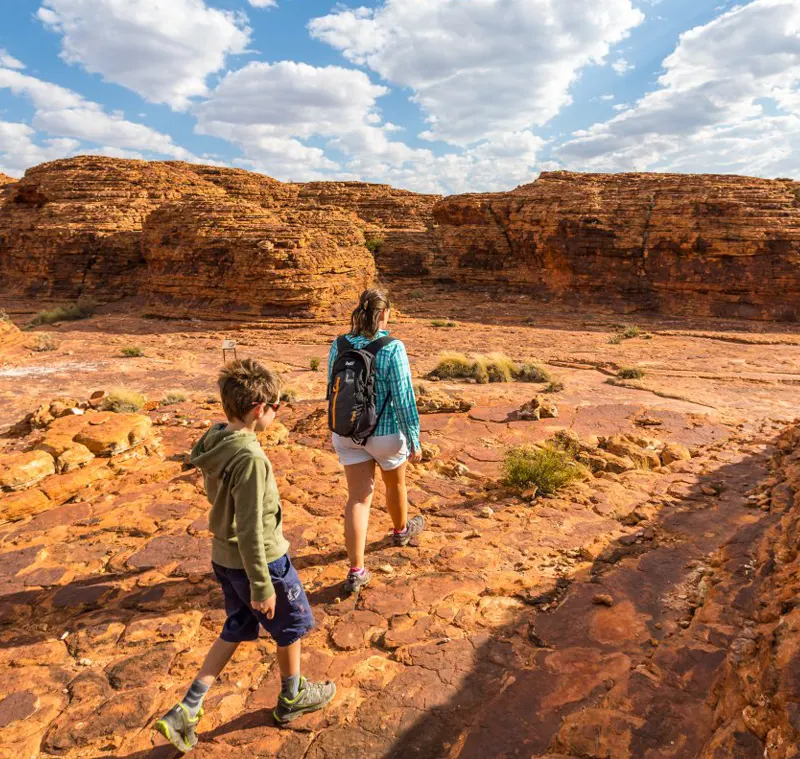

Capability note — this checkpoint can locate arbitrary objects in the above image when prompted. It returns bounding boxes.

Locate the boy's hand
[408,448,422,464]
[252,595,276,619]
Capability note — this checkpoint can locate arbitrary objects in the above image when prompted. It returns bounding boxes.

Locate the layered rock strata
[433,172,800,320]
[0,157,435,316]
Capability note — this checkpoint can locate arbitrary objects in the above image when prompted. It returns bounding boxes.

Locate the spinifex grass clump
[281,388,298,404]
[431,319,457,328]
[501,443,583,495]
[365,237,384,254]
[161,391,187,406]
[430,352,552,385]
[310,357,321,371]
[544,379,565,394]
[33,333,57,352]
[29,300,94,327]
[121,346,144,357]
[618,367,645,380]
[101,388,147,413]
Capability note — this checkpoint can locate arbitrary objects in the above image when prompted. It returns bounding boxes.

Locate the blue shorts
[212,554,314,647]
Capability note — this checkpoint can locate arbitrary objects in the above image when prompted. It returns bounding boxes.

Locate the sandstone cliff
[0,157,433,316]
[0,173,16,187]
[433,172,800,320]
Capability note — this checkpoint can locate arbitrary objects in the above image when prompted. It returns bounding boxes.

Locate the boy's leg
[273,639,336,724]
[343,460,376,569]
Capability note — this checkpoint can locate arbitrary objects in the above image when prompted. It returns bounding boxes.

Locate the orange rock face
[433,172,800,320]
[0,157,437,317]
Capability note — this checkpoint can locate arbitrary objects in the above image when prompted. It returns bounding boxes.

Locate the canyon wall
[0,157,436,317]
[2,159,799,321]
[432,172,800,320]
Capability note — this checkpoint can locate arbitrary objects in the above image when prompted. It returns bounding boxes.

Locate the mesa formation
[1,158,800,758]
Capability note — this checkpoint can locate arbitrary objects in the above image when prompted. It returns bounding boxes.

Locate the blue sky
[1,0,798,193]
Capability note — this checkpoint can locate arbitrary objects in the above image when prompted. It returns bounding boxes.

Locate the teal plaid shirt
[327,330,421,451]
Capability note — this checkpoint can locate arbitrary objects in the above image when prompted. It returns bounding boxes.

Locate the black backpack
[327,335,396,445]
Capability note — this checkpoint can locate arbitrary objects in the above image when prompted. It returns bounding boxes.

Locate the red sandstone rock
[433,172,800,321]
[0,450,55,491]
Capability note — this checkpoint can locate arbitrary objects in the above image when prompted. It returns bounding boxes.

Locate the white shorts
[332,432,409,471]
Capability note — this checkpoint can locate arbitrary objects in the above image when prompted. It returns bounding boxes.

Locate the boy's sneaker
[343,567,371,594]
[154,703,203,753]
[393,515,426,547]
[273,677,337,724]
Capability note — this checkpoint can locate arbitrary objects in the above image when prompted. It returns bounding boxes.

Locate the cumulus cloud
[0,49,25,70]
[247,0,277,7]
[557,0,800,176]
[0,67,197,163]
[611,57,634,75]
[0,121,79,176]
[309,0,644,145]
[37,0,251,109]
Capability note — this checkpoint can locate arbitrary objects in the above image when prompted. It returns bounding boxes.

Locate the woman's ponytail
[350,288,391,338]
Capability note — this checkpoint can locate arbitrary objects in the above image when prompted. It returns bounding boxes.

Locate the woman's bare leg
[380,461,408,532]
[344,460,376,569]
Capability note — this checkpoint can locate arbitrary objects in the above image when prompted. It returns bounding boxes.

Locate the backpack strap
[363,336,396,356]
[335,335,352,355]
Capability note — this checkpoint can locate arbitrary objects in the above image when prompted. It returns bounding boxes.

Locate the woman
[328,288,425,593]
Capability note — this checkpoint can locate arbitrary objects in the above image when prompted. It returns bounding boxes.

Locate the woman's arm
[387,342,420,452]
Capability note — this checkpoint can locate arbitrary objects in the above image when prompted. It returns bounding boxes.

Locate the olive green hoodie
[191,423,289,602]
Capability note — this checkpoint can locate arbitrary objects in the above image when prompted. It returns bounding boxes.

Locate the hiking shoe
[273,677,336,724]
[393,515,426,547]
[343,568,371,594]
[154,703,203,753]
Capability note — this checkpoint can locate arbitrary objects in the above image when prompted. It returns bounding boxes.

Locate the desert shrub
[618,367,645,380]
[309,357,321,372]
[608,334,623,345]
[620,325,641,339]
[484,353,517,383]
[33,333,57,352]
[409,289,424,300]
[516,361,551,383]
[121,346,144,357]
[281,388,298,404]
[365,237,384,255]
[430,352,475,380]
[502,444,583,495]
[29,300,94,327]
[431,319,457,328]
[161,391,187,406]
[0,310,11,324]
[544,379,565,394]
[101,388,147,413]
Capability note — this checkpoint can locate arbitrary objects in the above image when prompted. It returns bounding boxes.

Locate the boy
[155,359,335,753]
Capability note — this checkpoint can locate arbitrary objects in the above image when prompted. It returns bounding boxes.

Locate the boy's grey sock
[182,679,212,717]
[281,674,301,700]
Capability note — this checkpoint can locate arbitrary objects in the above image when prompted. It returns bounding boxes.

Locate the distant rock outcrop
[432,172,800,321]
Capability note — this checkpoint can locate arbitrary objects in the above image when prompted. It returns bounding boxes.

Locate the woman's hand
[408,448,422,464]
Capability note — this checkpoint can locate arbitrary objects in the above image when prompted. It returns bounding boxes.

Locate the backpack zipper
[331,376,341,423]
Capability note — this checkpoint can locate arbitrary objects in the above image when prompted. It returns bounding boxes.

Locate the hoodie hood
[190,423,259,478]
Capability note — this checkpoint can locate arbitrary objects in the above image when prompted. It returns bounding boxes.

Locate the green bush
[29,301,94,327]
[517,361,551,383]
[502,444,583,495]
[101,388,147,413]
[365,237,384,254]
[618,367,645,380]
[544,380,565,393]
[430,352,475,380]
[431,319,457,328]
[608,334,623,345]
[281,388,298,404]
[121,346,144,357]
[620,325,641,339]
[161,391,187,406]
[33,333,57,352]
[310,357,321,372]
[484,353,517,383]
[409,289,424,300]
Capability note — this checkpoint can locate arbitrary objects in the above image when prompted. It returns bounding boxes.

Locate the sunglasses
[252,400,281,413]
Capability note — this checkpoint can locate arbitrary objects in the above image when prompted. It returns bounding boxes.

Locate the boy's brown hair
[218,358,282,422]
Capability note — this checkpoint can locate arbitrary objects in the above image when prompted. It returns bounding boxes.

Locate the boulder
[0,451,55,491]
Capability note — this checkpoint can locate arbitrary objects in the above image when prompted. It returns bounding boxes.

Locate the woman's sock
[281,674,301,699]
[349,566,366,576]
[182,679,211,717]
[393,522,408,535]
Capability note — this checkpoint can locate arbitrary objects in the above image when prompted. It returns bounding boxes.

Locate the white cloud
[0,67,197,163]
[611,57,634,75]
[309,0,644,146]
[37,0,251,110]
[247,0,277,7]
[557,0,800,176]
[0,121,80,176]
[0,49,25,70]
